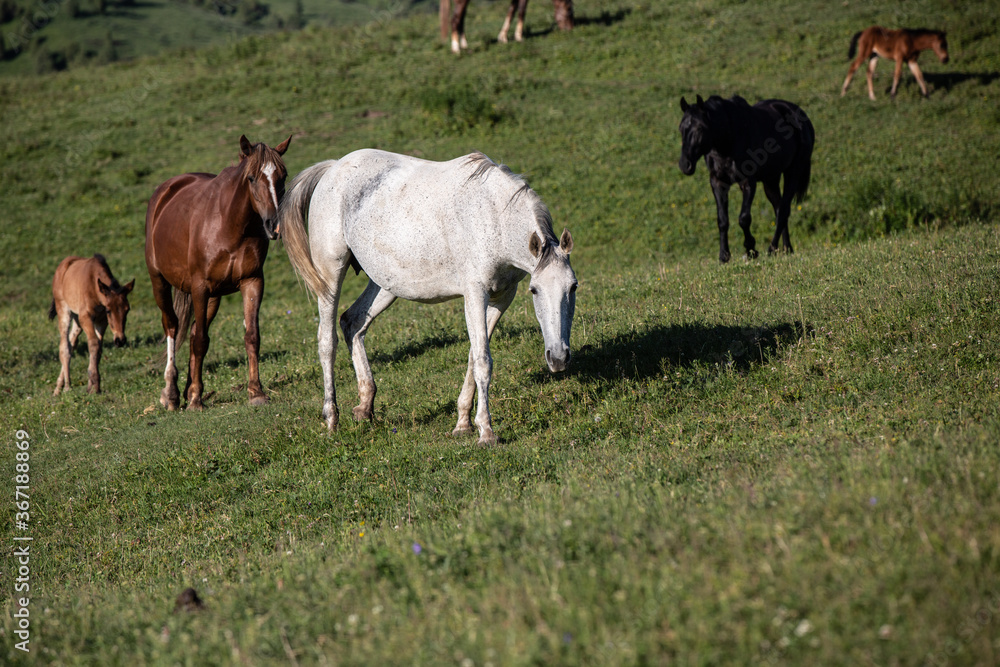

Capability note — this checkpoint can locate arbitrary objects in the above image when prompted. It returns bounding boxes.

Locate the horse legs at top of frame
[444,0,574,53]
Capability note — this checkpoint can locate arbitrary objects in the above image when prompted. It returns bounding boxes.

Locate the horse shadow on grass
[544,321,803,385]
[922,71,1000,94]
[516,8,631,42]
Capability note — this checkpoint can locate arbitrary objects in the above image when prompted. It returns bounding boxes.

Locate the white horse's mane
[463,152,558,249]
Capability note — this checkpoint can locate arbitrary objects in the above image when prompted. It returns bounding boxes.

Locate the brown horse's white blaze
[145,134,291,411]
[49,254,134,395]
[841,26,949,100]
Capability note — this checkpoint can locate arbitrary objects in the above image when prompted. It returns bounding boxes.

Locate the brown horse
[49,254,134,395]
[440,0,573,54]
[144,134,291,411]
[841,26,949,100]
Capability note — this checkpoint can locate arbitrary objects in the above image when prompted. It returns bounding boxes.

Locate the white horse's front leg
[454,286,517,440]
[341,280,396,422]
[317,294,340,430]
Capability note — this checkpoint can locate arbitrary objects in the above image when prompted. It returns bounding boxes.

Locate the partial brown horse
[841,26,949,100]
[440,0,573,54]
[145,134,291,411]
[49,254,134,395]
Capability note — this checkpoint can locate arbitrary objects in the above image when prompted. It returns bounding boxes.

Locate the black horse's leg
[710,174,732,263]
[737,180,759,259]
[763,178,794,254]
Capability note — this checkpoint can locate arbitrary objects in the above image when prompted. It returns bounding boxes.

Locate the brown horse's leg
[737,180,759,259]
[710,174,733,263]
[842,57,865,95]
[514,0,528,41]
[450,0,469,53]
[866,56,879,100]
[150,273,181,410]
[890,57,905,98]
[54,307,74,395]
[553,0,573,30]
[498,0,516,43]
[908,60,929,97]
[185,288,211,411]
[240,277,268,406]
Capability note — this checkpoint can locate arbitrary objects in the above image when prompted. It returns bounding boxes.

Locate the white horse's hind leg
[454,286,516,439]
[318,293,341,430]
[341,280,397,422]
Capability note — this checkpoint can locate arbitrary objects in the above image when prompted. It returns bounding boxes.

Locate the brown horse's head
[97,278,134,347]
[239,135,292,240]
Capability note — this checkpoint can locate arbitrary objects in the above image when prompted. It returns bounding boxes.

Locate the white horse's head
[528,228,577,373]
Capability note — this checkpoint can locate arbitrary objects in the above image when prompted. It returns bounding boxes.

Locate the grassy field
[2,0,1000,663]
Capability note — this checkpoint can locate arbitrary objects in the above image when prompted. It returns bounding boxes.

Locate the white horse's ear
[239,135,252,157]
[529,232,543,258]
[559,228,573,254]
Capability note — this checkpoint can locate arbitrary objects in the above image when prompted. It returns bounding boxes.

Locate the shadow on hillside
[556,321,802,385]
[923,71,1000,93]
[515,8,631,41]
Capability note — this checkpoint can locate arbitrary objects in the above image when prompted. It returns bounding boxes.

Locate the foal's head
[934,31,949,63]
[97,278,134,347]
[239,134,292,240]
[678,95,712,176]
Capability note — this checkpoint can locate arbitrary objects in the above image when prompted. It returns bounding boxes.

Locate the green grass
[2,0,1000,663]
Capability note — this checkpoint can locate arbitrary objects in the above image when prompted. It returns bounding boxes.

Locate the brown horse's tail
[172,290,193,350]
[48,300,57,320]
[847,31,862,60]
[280,160,341,301]
[439,0,450,40]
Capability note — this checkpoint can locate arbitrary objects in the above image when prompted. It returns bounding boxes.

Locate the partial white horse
[279,149,577,445]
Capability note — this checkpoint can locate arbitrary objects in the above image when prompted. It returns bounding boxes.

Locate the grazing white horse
[279,149,577,445]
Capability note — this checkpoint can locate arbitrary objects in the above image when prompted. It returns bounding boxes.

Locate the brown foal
[841,26,949,100]
[49,254,134,395]
[144,134,291,411]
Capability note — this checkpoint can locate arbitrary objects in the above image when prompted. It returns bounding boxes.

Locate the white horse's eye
[529,285,538,295]
[570,282,578,292]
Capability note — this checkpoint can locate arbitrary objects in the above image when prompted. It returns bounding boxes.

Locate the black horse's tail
[847,31,862,60]
[47,300,56,320]
[795,116,816,203]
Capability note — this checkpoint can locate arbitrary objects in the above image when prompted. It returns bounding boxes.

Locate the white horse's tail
[279,160,338,300]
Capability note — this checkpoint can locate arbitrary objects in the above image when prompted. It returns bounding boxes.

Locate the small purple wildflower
[869,496,878,506]
[412,542,422,555]
[563,632,573,644]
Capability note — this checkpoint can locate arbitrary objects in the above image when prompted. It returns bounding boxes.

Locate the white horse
[279,149,577,445]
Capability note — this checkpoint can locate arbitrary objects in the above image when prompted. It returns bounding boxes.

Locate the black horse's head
[678,95,712,176]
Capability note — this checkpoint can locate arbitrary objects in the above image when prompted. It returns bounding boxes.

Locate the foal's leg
[341,280,397,422]
[710,174,733,263]
[842,57,865,95]
[79,313,103,394]
[240,276,268,406]
[890,57,905,98]
[453,285,517,438]
[54,307,74,395]
[184,288,211,411]
[737,180,759,259]
[150,273,181,410]
[908,60,930,97]
[866,56,879,101]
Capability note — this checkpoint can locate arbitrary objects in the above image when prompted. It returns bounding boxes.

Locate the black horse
[678,95,815,263]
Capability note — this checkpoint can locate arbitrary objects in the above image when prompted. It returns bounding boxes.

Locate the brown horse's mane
[463,152,557,250]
